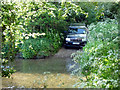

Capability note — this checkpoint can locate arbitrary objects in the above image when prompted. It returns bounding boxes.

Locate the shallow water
[2,48,82,88]
[12,57,68,74]
[11,48,79,74]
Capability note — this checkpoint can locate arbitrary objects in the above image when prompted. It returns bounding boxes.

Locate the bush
[1,59,16,78]
[21,37,53,59]
[46,29,64,52]
[2,42,19,61]
[72,19,119,88]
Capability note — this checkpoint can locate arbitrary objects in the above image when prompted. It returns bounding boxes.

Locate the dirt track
[54,47,79,58]
[54,47,82,72]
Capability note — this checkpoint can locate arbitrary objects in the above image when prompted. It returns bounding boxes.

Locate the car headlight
[82,37,87,41]
[66,38,70,41]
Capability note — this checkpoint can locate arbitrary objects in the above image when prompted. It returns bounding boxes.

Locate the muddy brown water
[2,48,83,88]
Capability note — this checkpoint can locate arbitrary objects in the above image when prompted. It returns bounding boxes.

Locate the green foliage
[1,0,119,80]
[72,19,119,88]
[0,2,26,77]
[59,2,87,23]
[75,2,119,25]
[21,38,53,59]
[1,59,16,78]
[102,2,120,19]
[73,2,105,25]
[0,1,69,77]
[21,29,63,59]
[46,29,64,51]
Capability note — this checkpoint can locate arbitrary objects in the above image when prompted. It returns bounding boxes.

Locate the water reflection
[10,48,80,74]
[12,57,68,74]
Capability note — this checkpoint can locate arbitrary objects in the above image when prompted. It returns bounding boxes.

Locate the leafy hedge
[21,38,53,59]
[1,59,16,78]
[20,28,63,59]
[72,19,119,88]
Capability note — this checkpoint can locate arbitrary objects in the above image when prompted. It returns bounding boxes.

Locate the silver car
[64,26,88,48]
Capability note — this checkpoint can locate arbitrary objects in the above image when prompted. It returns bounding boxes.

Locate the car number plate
[73,42,79,44]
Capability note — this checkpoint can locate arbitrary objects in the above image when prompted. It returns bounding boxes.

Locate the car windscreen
[77,29,86,34]
[68,28,86,34]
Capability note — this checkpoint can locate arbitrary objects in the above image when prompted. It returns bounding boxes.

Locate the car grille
[71,38,82,42]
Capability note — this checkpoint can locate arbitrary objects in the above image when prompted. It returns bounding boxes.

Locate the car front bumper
[64,41,87,48]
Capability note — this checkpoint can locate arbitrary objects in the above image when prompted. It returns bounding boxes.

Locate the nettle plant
[72,19,119,88]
